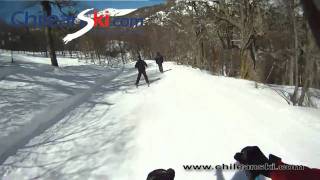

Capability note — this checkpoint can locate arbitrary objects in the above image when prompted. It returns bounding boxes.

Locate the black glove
[146,168,175,180]
[234,146,271,179]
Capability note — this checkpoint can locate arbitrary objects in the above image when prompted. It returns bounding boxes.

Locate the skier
[146,168,175,180]
[155,52,164,73]
[234,146,320,180]
[135,55,150,87]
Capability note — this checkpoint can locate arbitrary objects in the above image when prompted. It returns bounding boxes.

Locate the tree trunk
[119,42,125,65]
[41,1,58,67]
[298,24,317,106]
[290,0,300,105]
[239,0,253,79]
[11,50,13,63]
[289,57,294,85]
[240,49,250,79]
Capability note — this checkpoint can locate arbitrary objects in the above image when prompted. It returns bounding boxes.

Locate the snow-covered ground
[0,52,320,180]
[105,8,137,16]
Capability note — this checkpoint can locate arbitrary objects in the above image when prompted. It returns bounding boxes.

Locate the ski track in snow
[0,53,320,180]
[0,66,124,165]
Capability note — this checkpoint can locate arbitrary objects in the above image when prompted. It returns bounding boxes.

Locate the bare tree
[41,1,58,67]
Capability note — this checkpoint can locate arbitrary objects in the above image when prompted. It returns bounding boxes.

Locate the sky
[0,0,166,23]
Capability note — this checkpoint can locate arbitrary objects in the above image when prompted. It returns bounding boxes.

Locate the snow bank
[113,63,320,180]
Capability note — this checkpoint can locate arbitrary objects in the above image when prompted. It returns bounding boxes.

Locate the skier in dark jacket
[155,52,164,73]
[135,55,149,87]
[234,146,320,180]
[146,168,175,180]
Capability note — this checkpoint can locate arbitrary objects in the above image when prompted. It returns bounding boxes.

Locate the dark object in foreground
[234,146,320,180]
[301,0,320,47]
[147,168,175,180]
[135,56,149,86]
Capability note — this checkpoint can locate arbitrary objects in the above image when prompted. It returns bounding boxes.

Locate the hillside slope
[0,54,320,180]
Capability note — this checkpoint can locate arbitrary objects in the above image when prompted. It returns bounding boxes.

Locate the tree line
[136,0,320,106]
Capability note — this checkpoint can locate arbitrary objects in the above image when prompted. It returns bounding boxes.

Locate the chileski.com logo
[11,9,144,44]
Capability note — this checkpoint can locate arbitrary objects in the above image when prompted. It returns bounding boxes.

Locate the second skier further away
[155,52,164,73]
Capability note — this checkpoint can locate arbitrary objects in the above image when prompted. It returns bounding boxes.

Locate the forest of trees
[138,0,320,106]
[0,0,319,106]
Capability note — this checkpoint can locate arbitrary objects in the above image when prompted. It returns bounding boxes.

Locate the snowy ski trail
[0,66,124,165]
[0,57,320,180]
